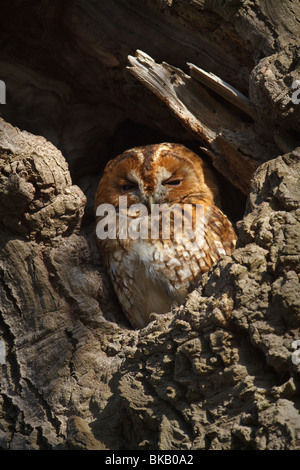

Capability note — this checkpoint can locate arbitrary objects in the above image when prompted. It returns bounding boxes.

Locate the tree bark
[0,0,300,450]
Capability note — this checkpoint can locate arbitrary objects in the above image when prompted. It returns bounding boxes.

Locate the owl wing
[100,201,237,329]
[147,201,237,295]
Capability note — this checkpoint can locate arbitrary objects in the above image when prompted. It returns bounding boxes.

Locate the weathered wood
[1,0,300,185]
[127,50,279,195]
[0,0,300,451]
[187,63,256,119]
[1,117,300,450]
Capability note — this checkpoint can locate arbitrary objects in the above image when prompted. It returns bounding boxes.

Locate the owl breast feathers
[95,143,237,329]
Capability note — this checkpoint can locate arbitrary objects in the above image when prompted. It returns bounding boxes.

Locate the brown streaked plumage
[95,143,237,329]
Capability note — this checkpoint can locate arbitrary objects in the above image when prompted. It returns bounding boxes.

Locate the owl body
[95,143,237,329]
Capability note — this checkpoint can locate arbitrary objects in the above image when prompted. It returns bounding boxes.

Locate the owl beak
[147,195,154,211]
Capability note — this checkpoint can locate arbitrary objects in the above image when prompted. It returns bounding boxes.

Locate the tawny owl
[95,143,237,329]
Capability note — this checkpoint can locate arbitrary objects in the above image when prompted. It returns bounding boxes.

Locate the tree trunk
[0,0,300,450]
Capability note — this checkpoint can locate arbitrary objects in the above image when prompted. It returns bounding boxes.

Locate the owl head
[95,143,220,211]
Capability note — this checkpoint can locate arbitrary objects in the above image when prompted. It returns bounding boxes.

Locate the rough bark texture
[0,0,300,450]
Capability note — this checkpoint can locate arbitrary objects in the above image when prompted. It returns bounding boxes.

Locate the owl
[95,143,237,329]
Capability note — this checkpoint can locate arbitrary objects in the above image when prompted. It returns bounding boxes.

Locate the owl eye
[163,179,182,186]
[121,182,138,192]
